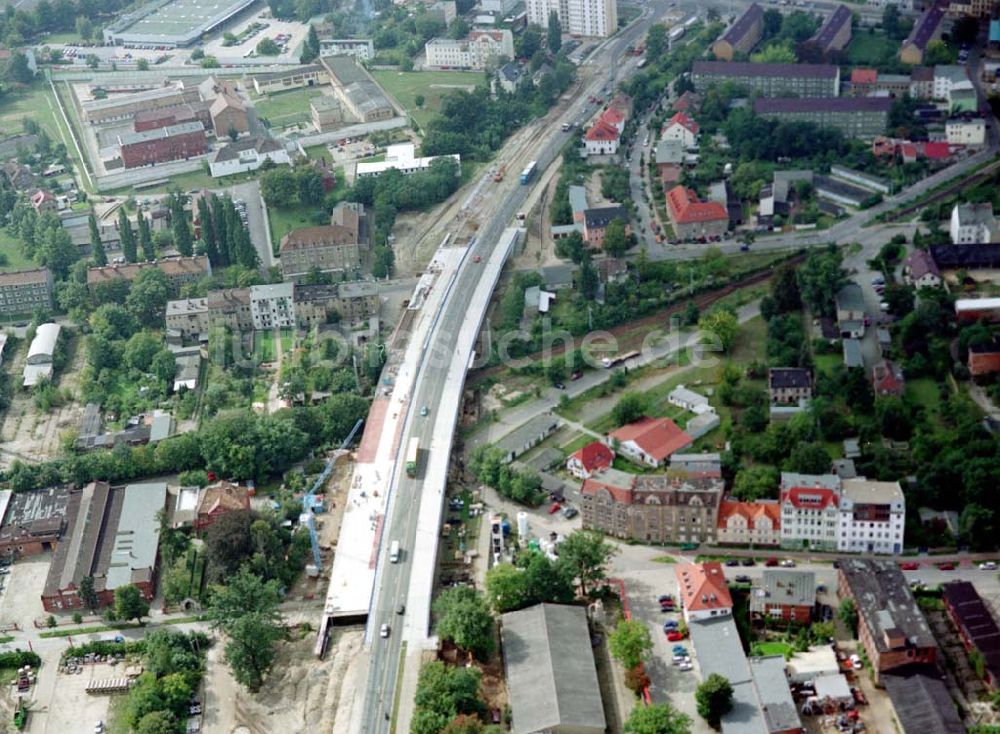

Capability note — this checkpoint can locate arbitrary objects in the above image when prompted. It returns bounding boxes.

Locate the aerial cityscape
[0,0,998,731]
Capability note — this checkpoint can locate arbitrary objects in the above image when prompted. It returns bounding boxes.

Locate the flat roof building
[692,61,840,98]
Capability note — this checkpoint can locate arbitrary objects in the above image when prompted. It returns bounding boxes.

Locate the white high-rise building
[836,479,905,555]
[527,0,617,38]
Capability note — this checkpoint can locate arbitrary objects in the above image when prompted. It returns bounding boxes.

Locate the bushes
[466,446,544,505]
[0,651,41,669]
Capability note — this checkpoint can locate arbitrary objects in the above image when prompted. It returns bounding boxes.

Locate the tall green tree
[88,213,107,266]
[137,212,154,261]
[126,268,171,328]
[170,194,193,257]
[609,618,653,670]
[603,219,628,257]
[197,195,219,265]
[79,575,100,612]
[696,674,733,729]
[624,703,692,734]
[547,11,562,53]
[119,209,137,263]
[557,530,617,595]
[114,584,150,624]
[432,587,495,659]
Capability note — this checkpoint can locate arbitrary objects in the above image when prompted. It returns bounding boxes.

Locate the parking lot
[202,13,310,63]
[28,659,116,734]
[0,554,50,631]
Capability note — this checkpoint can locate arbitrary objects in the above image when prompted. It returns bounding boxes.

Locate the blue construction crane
[301,418,365,571]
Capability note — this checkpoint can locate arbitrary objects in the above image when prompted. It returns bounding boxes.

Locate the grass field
[371,70,483,132]
[846,33,899,67]
[814,352,841,378]
[751,641,793,658]
[0,229,33,272]
[252,88,321,128]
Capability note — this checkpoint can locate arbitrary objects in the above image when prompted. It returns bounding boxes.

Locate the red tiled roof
[570,441,615,473]
[677,562,733,612]
[610,416,692,463]
[601,106,626,127]
[586,120,620,142]
[675,91,699,111]
[901,143,919,161]
[667,111,699,135]
[923,141,951,159]
[781,486,839,510]
[872,359,905,393]
[851,68,878,85]
[665,186,729,225]
[580,469,634,504]
[717,498,780,530]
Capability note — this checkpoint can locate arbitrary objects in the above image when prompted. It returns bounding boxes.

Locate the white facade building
[950,202,998,244]
[779,473,842,551]
[318,38,375,60]
[933,65,969,100]
[527,0,618,38]
[250,283,295,330]
[424,29,514,70]
[209,138,291,178]
[836,479,905,555]
[946,118,986,146]
[355,143,460,178]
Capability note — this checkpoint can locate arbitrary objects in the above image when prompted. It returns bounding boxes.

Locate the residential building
[206,288,253,332]
[318,38,375,60]
[2,161,37,191]
[750,570,816,624]
[172,347,202,392]
[209,94,249,138]
[668,385,712,414]
[279,225,362,281]
[294,281,379,328]
[837,558,938,677]
[670,452,722,478]
[0,486,72,558]
[768,368,812,404]
[209,137,290,178]
[133,102,212,134]
[355,143,459,178]
[903,249,942,288]
[655,138,685,186]
[31,190,57,213]
[251,64,326,95]
[933,64,969,100]
[881,667,966,734]
[930,243,1000,270]
[711,3,764,60]
[0,267,53,317]
[118,121,207,168]
[424,29,514,70]
[951,202,998,245]
[716,498,781,546]
[836,283,866,338]
[709,180,742,227]
[900,3,946,65]
[665,185,730,240]
[969,337,1000,378]
[676,562,733,622]
[947,0,993,16]
[582,206,628,247]
[910,65,935,98]
[662,111,699,148]
[941,581,1000,690]
[250,282,295,330]
[194,481,251,533]
[807,4,853,55]
[500,604,606,734]
[496,62,525,93]
[872,359,905,396]
[311,96,344,132]
[87,256,211,294]
[580,469,724,544]
[23,322,59,388]
[608,416,693,467]
[41,481,166,612]
[566,441,615,479]
[837,478,905,554]
[779,472,842,551]
[166,297,210,338]
[583,118,621,156]
[946,118,986,145]
[753,97,892,139]
[321,56,396,123]
[526,0,617,38]
[692,61,840,98]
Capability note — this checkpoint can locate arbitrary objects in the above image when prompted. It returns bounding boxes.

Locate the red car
[938,563,956,570]
[666,631,686,641]
[472,255,481,263]
[765,557,779,567]
[548,502,561,514]
[899,562,920,570]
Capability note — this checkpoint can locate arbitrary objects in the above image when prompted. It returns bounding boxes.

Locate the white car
[979,562,998,570]
[679,661,693,671]
[380,623,390,638]
[672,655,690,665]
[850,654,862,670]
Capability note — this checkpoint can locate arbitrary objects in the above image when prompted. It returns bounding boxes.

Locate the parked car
[420,405,429,416]
[562,507,578,519]
[396,604,405,615]
[663,620,679,631]
[765,557,779,567]
[658,594,674,603]
[380,623,390,638]
[938,563,956,570]
[741,558,756,566]
[899,562,920,570]
[734,575,752,584]
[672,654,689,665]
[679,661,693,671]
[548,503,562,514]
[666,630,686,641]
[725,559,740,567]
[979,562,997,570]
[672,645,687,655]
[850,654,862,670]
[780,559,796,567]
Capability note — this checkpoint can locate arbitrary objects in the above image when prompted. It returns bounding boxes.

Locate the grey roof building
[494,414,561,463]
[501,604,606,734]
[753,98,892,140]
[843,338,864,368]
[693,61,840,98]
[808,4,852,54]
[750,570,816,615]
[748,656,802,734]
[881,666,965,734]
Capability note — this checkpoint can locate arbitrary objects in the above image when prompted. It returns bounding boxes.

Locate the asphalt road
[357,4,688,731]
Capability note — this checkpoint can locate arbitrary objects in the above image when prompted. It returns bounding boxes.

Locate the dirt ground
[0,554,51,631]
[202,628,364,734]
[26,660,116,734]
[509,157,563,271]
[0,336,86,468]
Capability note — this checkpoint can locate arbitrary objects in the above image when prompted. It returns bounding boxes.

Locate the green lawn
[371,70,482,132]
[814,352,841,379]
[0,228,34,272]
[268,205,321,246]
[845,33,899,67]
[906,377,944,420]
[258,330,277,363]
[38,31,86,44]
[252,87,322,128]
[751,641,794,658]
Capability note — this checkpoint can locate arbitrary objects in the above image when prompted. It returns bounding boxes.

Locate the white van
[389,540,400,563]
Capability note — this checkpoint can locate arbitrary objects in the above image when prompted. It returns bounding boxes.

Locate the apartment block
[87,256,211,295]
[837,479,905,555]
[425,30,514,70]
[753,97,891,139]
[526,0,617,38]
[711,3,764,60]
[118,121,208,169]
[165,297,209,338]
[279,226,361,281]
[0,267,53,317]
[692,61,840,97]
[250,282,295,330]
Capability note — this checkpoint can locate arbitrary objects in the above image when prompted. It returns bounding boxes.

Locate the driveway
[228,180,275,268]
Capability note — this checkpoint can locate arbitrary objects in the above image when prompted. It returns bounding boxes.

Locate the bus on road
[405,437,420,477]
[520,161,537,185]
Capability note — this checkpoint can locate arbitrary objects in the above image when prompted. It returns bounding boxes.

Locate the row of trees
[195,192,259,269]
[466,445,544,505]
